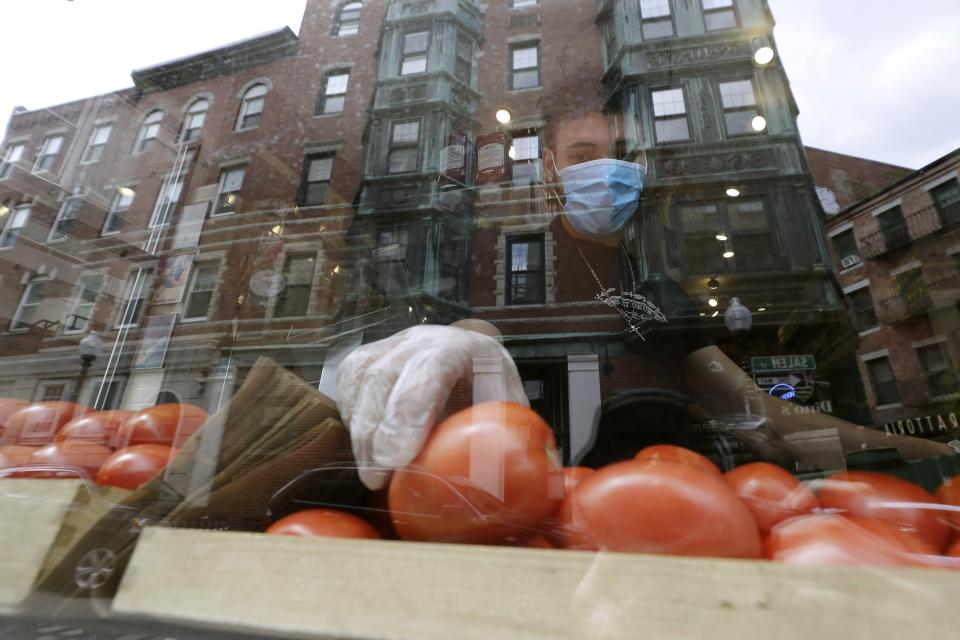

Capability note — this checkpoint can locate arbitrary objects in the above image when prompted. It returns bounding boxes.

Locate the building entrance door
[516,361,570,461]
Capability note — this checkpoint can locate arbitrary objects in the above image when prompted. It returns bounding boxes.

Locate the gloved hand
[336,324,528,490]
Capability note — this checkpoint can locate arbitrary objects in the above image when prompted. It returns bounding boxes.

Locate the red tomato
[57,410,135,448]
[96,444,174,490]
[634,444,722,477]
[1,402,86,446]
[22,441,114,478]
[0,445,41,470]
[115,403,207,449]
[815,471,950,552]
[947,539,960,558]
[388,401,564,544]
[935,474,960,530]
[562,466,594,495]
[767,514,931,568]
[558,459,761,558]
[0,399,29,438]
[523,534,555,549]
[724,462,818,532]
[266,509,381,540]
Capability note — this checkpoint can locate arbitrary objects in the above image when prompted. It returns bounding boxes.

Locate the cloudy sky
[1,0,958,169]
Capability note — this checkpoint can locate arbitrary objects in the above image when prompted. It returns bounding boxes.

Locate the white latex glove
[336,324,529,490]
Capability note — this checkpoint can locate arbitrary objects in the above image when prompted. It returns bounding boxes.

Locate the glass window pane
[388,148,418,173]
[512,69,539,89]
[323,96,345,113]
[705,8,737,30]
[392,121,419,143]
[309,157,334,182]
[640,0,672,18]
[326,73,350,95]
[642,20,674,39]
[655,117,689,142]
[512,135,539,161]
[652,88,685,116]
[404,31,429,54]
[512,47,538,70]
[401,57,427,75]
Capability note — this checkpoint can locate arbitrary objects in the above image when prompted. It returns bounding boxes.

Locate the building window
[916,342,958,398]
[64,273,104,334]
[866,357,900,406]
[317,71,350,115]
[719,79,763,136]
[0,142,25,179]
[180,99,209,142]
[236,84,267,130]
[507,235,545,305]
[510,0,538,7]
[134,110,163,153]
[335,1,362,36]
[11,275,50,331]
[680,200,775,272]
[115,268,154,329]
[894,266,929,316]
[877,205,910,252]
[82,124,112,163]
[35,380,69,403]
[0,204,30,250]
[510,130,540,186]
[510,43,540,90]
[639,0,674,39]
[102,188,135,236]
[400,31,429,75]
[183,262,220,320]
[848,288,878,333]
[274,254,316,318]
[388,120,420,174]
[702,0,738,31]
[213,167,245,215]
[832,229,861,269]
[651,88,690,143]
[454,34,473,84]
[930,179,960,227]
[299,155,334,206]
[32,134,64,173]
[149,175,184,227]
[48,197,82,242]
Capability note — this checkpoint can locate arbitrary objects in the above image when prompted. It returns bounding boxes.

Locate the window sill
[875,402,904,411]
[100,231,122,238]
[234,126,260,134]
[179,316,209,324]
[46,237,67,245]
[209,211,236,218]
[508,87,542,95]
[839,262,864,275]
[313,111,344,119]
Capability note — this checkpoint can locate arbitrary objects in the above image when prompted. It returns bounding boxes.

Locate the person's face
[550,112,612,172]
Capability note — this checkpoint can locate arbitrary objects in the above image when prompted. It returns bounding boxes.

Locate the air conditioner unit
[840,254,862,269]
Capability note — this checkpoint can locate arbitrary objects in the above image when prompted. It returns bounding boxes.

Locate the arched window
[180,98,210,142]
[236,84,267,130]
[335,2,363,36]
[134,109,163,153]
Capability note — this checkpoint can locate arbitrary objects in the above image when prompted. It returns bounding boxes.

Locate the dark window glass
[866,357,901,406]
[401,31,429,75]
[848,288,878,333]
[832,229,861,266]
[454,34,472,83]
[894,267,929,315]
[877,205,910,251]
[931,179,960,227]
[916,342,958,398]
[388,120,419,174]
[274,254,316,318]
[507,235,545,305]
[300,155,334,206]
[184,262,220,319]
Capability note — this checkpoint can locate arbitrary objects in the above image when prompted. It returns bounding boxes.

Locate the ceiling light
[332,265,340,274]
[708,298,718,308]
[723,250,735,259]
[118,186,135,197]
[715,234,728,242]
[751,115,767,132]
[711,310,719,318]
[726,187,741,198]
[699,312,706,317]
[496,109,512,124]
[707,277,719,291]
[758,307,767,312]
[754,46,775,65]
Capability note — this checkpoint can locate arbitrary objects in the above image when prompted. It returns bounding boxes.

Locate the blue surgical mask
[558,159,645,241]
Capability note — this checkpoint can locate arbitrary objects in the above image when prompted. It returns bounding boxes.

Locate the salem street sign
[750,355,817,373]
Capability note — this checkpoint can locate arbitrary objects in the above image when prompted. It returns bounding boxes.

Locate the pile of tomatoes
[268,400,960,570]
[0,398,206,490]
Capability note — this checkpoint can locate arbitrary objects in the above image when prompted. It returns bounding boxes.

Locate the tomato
[0,399,29,438]
[523,534,555,549]
[558,459,761,558]
[1,402,85,446]
[935,474,960,530]
[724,462,818,532]
[388,401,564,544]
[115,403,207,449]
[96,444,174,490]
[266,509,381,540]
[562,466,594,495]
[815,471,950,552]
[947,539,960,558]
[22,441,114,478]
[633,444,721,477]
[767,514,932,568]
[56,410,135,448]
[0,445,41,470]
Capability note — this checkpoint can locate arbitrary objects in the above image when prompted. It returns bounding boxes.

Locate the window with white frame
[64,273,104,334]
[134,110,163,153]
[400,31,429,75]
[102,188,135,235]
[639,0,674,39]
[214,166,245,215]
[865,356,900,406]
[651,87,690,143]
[719,79,763,136]
[32,134,63,173]
[0,142,25,179]
[510,43,540,90]
[183,261,220,320]
[0,204,30,249]
[11,275,50,331]
[274,254,316,318]
[317,71,350,115]
[511,130,540,186]
[149,175,184,227]
[180,99,209,142]
[299,155,334,206]
[115,268,154,328]
[48,197,82,242]
[702,0,738,31]
[388,120,420,174]
[82,124,112,163]
[916,341,958,397]
[236,84,267,130]
[335,2,362,36]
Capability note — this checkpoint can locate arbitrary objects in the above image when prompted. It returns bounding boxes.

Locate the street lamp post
[72,332,103,404]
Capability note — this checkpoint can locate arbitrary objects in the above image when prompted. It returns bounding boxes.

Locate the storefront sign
[883,413,960,438]
[751,355,817,372]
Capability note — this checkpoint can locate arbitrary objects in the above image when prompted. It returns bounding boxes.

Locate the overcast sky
[1,0,958,169]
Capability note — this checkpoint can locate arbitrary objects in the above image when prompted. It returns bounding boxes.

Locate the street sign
[750,355,817,373]
[753,371,815,402]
